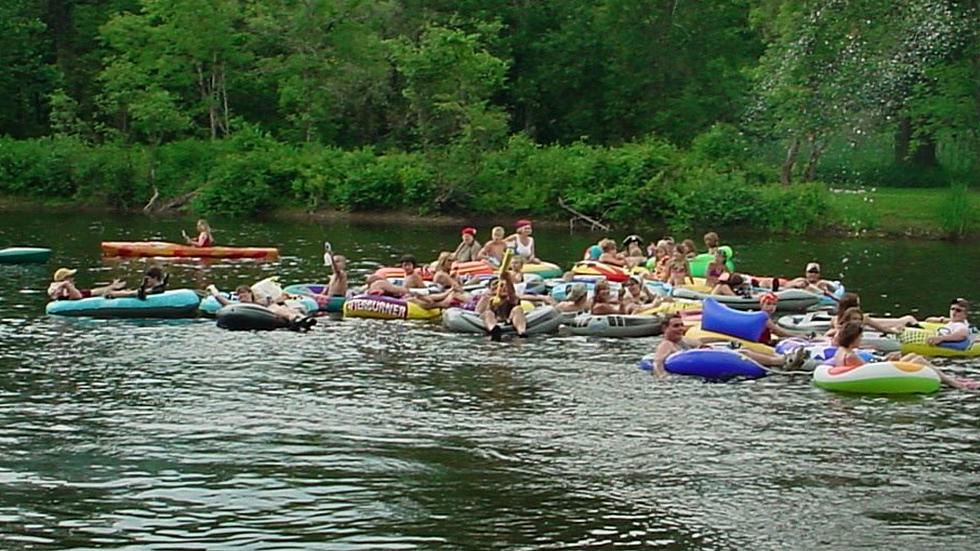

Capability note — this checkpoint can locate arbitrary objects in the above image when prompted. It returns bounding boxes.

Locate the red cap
[461,227,477,236]
[515,219,532,229]
[759,292,778,304]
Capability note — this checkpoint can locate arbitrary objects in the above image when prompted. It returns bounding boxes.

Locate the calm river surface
[1,211,978,550]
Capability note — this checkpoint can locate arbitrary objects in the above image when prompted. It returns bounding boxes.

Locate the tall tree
[99,0,247,141]
[244,0,395,146]
[0,0,56,137]
[750,0,968,183]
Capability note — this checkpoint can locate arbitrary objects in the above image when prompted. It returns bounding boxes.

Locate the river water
[1,211,978,550]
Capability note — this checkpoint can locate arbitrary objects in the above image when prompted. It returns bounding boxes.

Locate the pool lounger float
[46,289,201,318]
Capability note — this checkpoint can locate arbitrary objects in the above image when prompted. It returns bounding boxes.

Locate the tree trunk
[803,134,824,182]
[895,117,911,163]
[895,117,938,166]
[781,137,800,185]
[911,133,937,166]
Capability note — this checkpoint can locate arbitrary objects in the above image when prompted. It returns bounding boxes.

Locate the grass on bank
[828,186,980,237]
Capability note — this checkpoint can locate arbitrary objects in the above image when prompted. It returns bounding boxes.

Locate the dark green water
[1,211,978,550]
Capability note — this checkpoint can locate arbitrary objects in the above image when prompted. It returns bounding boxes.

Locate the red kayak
[102,241,279,260]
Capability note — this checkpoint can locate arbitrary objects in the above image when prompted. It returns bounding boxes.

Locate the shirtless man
[652,314,805,377]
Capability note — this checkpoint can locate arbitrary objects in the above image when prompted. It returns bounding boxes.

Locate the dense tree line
[0,0,977,224]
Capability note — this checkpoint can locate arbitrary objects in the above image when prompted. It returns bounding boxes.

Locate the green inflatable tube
[644,245,735,277]
[688,246,735,278]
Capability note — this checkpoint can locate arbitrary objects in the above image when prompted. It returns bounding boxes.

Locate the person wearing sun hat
[556,283,591,314]
[453,226,482,262]
[505,219,539,263]
[47,267,126,301]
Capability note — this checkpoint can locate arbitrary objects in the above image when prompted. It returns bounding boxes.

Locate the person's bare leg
[510,308,528,335]
[482,310,498,333]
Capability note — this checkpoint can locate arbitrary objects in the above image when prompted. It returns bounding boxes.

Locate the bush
[938,182,972,239]
[194,128,298,216]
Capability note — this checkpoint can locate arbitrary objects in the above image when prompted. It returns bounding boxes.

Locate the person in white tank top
[505,219,539,263]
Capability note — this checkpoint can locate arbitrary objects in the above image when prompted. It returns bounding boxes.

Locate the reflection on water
[1,211,978,549]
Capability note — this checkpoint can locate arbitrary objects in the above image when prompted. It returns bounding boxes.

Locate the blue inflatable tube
[45,289,201,318]
[665,349,767,379]
[701,298,768,342]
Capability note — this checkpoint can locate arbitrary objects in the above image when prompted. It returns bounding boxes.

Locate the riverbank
[2,187,977,240]
[828,187,980,238]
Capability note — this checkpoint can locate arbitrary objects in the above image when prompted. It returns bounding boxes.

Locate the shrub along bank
[2,129,965,237]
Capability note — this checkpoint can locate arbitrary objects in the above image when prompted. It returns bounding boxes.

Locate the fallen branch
[142,186,160,212]
[558,197,610,232]
[160,189,200,211]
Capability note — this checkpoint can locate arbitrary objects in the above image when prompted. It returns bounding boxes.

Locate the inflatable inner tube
[216,303,291,331]
[812,361,940,394]
[45,289,201,318]
[342,294,442,320]
[442,306,562,335]
[701,298,768,342]
[565,314,663,338]
[638,349,766,379]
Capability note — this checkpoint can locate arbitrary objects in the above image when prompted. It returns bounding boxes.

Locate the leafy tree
[244,0,395,146]
[99,0,247,141]
[389,23,510,149]
[750,0,969,183]
[0,0,56,137]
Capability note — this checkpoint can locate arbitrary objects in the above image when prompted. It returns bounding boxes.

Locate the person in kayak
[182,219,214,247]
[104,266,169,299]
[207,284,317,331]
[47,267,126,300]
[453,227,482,262]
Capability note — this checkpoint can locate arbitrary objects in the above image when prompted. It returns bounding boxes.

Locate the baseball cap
[806,262,821,273]
[566,284,587,301]
[53,268,77,282]
[461,227,477,236]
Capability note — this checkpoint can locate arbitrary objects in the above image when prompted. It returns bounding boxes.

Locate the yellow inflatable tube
[343,295,442,320]
[686,324,775,354]
[899,326,980,358]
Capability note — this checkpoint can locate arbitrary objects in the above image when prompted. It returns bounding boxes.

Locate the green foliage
[939,182,972,239]
[193,127,297,216]
[390,23,510,149]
